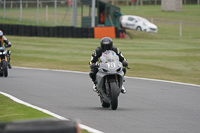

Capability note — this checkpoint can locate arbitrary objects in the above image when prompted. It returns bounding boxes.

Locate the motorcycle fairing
[0,47,7,62]
[96,50,124,103]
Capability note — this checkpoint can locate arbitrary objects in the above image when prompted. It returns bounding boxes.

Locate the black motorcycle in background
[0,47,8,77]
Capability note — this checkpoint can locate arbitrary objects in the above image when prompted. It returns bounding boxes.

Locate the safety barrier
[0,24,94,38]
[0,24,125,38]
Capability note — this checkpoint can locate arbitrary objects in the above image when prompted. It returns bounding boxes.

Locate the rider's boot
[92,81,97,92]
[121,85,127,94]
[7,56,12,69]
[121,79,126,94]
[8,62,12,69]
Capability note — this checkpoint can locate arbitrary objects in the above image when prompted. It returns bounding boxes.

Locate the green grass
[121,5,200,23]
[1,5,200,39]
[0,94,89,133]
[1,5,200,24]
[9,35,200,85]
[0,94,52,122]
[0,5,199,132]
[1,35,199,132]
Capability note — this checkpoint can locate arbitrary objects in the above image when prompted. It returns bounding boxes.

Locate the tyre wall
[0,24,124,38]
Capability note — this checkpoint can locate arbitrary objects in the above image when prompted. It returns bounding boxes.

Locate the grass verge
[0,93,89,133]
[0,5,199,132]
[0,94,52,122]
[8,35,200,85]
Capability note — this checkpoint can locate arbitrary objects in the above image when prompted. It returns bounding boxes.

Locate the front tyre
[110,82,118,110]
[2,60,8,77]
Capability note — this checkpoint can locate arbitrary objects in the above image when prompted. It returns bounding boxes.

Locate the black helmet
[100,37,113,51]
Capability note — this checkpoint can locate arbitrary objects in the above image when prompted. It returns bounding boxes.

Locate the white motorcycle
[95,50,126,110]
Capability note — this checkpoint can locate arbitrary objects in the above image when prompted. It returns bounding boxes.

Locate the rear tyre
[110,82,118,110]
[2,60,8,77]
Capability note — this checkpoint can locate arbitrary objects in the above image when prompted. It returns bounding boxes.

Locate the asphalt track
[1,67,200,133]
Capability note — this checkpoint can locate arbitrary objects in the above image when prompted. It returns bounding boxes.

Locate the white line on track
[0,91,103,133]
[1,66,105,133]
[1,66,199,133]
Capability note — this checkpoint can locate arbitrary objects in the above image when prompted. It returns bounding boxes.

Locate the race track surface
[1,68,200,133]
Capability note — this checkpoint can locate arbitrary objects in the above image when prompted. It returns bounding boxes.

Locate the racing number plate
[108,62,116,68]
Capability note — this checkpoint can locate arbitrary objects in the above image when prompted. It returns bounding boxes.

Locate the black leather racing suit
[0,36,12,48]
[0,36,12,68]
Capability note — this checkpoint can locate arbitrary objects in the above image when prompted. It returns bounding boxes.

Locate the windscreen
[100,50,119,63]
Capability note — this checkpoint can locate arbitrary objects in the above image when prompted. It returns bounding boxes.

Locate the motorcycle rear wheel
[110,82,118,110]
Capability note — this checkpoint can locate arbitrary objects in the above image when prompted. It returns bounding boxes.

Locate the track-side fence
[0,0,199,38]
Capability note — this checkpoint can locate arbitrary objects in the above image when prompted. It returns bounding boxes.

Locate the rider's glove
[5,42,12,48]
[123,61,130,69]
[122,61,128,67]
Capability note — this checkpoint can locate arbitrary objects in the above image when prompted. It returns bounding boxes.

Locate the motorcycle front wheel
[2,60,8,77]
[110,82,118,110]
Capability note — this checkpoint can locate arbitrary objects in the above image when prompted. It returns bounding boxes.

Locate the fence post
[37,0,39,24]
[132,1,134,9]
[136,0,139,9]
[112,0,114,5]
[3,0,6,19]
[20,0,22,21]
[26,1,28,8]
[10,1,13,9]
[198,0,200,5]
[40,1,42,8]
[179,21,182,36]
[140,0,143,6]
[126,0,129,6]
[46,5,48,21]
[184,0,186,5]
[55,0,57,25]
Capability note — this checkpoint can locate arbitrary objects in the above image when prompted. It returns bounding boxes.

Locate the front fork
[105,74,119,96]
[0,56,6,67]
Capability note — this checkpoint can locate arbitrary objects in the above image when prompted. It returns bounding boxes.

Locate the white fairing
[96,50,124,103]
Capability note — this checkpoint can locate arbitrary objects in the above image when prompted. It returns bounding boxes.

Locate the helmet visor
[103,44,112,50]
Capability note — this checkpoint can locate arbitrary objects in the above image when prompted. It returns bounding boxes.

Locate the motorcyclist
[0,30,12,69]
[89,37,128,94]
